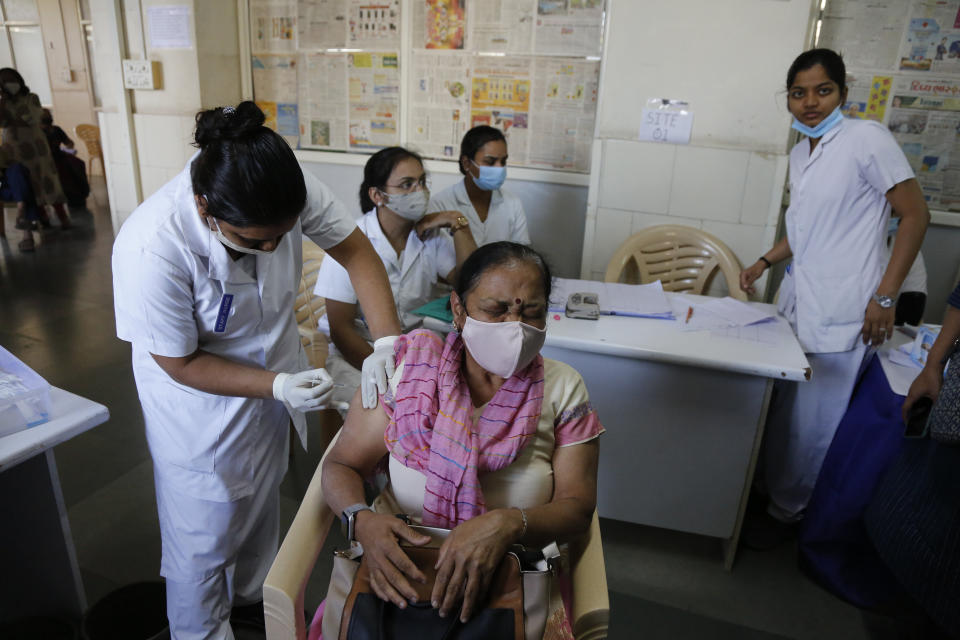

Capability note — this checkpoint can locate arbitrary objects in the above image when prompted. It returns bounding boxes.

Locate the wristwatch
[872,293,896,309]
[450,215,469,233]
[341,503,372,543]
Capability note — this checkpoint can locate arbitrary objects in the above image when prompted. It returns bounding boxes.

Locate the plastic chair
[263,432,610,640]
[74,124,103,179]
[296,238,328,369]
[604,224,748,301]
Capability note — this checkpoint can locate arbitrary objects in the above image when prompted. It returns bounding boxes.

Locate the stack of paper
[549,278,673,319]
[670,296,775,331]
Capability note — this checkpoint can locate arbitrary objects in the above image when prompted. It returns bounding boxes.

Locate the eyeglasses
[384,176,430,192]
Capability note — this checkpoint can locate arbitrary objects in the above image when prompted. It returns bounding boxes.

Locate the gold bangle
[516,507,528,540]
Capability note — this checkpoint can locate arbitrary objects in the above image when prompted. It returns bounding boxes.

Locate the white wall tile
[701,220,772,298]
[741,152,784,226]
[631,211,702,234]
[669,146,748,222]
[598,139,675,214]
[591,207,634,274]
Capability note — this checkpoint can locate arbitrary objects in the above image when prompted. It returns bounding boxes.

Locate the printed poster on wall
[408,50,472,158]
[470,56,532,165]
[252,55,299,145]
[348,52,400,149]
[412,0,466,49]
[534,0,603,57]
[886,76,960,209]
[820,0,908,72]
[842,74,894,122]
[252,0,297,53]
[898,0,960,72]
[298,52,349,150]
[527,57,599,171]
[471,0,534,53]
[297,0,347,49]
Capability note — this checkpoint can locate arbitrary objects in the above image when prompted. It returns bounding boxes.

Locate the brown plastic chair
[263,432,610,640]
[296,238,329,369]
[74,124,103,178]
[604,224,748,301]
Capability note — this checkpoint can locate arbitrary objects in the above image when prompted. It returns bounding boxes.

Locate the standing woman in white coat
[112,102,402,638]
[740,49,929,536]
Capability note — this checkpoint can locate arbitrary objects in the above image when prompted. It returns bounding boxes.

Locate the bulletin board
[821,0,960,212]
[248,0,604,173]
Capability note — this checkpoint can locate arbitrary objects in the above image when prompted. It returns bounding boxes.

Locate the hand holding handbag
[329,524,560,640]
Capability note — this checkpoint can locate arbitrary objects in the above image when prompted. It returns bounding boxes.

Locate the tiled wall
[585,139,788,298]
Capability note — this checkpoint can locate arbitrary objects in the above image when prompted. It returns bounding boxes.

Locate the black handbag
[928,338,960,445]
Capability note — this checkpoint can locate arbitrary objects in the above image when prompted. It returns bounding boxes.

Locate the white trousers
[763,342,871,522]
[154,454,284,640]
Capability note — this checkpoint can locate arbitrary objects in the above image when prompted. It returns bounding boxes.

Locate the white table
[0,387,110,622]
[424,293,810,568]
[541,295,809,568]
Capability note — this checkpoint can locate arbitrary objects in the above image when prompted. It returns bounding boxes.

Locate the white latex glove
[272,368,334,412]
[360,335,399,409]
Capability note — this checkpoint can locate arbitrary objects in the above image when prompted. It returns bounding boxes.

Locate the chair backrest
[74,124,102,160]
[296,239,326,329]
[604,224,748,301]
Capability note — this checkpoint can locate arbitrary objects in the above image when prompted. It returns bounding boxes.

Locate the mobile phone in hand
[904,396,933,438]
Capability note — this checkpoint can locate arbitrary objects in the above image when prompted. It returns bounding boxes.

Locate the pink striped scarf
[382,329,545,528]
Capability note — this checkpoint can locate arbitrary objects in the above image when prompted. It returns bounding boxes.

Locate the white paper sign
[147,5,192,50]
[638,98,693,144]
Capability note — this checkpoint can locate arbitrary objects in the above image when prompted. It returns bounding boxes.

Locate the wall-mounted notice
[638,99,692,145]
[252,0,297,53]
[147,5,192,50]
[348,51,400,149]
[898,0,960,73]
[298,52,349,149]
[887,76,960,209]
[408,50,472,159]
[534,0,603,57]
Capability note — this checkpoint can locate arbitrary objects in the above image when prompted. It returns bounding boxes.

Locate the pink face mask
[460,315,546,378]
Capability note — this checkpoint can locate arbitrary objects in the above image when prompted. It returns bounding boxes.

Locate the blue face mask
[469,159,507,191]
[791,106,845,139]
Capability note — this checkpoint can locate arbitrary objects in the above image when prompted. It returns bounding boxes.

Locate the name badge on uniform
[215,294,234,333]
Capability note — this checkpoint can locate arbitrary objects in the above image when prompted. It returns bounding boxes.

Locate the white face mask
[379,188,430,221]
[460,315,546,378]
[210,217,278,256]
[3,82,21,95]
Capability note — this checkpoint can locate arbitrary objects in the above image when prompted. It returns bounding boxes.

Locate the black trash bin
[81,582,169,640]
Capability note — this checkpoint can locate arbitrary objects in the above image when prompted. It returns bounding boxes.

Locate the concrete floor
[0,178,881,639]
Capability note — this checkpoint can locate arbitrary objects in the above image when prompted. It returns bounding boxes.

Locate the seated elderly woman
[321,241,604,635]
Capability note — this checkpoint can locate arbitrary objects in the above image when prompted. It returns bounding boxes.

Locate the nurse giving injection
[112,102,402,638]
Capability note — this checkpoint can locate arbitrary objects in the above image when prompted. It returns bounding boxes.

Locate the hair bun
[194,101,266,147]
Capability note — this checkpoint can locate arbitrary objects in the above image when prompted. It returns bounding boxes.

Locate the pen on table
[685,306,694,324]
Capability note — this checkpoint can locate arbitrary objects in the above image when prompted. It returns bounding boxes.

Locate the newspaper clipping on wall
[408,50,472,159]
[250,0,604,171]
[886,76,960,209]
[297,52,349,150]
[347,52,400,149]
[898,0,960,73]
[252,0,297,53]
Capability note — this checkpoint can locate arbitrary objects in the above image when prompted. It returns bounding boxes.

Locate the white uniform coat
[313,208,456,346]
[113,159,355,503]
[766,118,915,521]
[777,118,914,354]
[427,178,530,246]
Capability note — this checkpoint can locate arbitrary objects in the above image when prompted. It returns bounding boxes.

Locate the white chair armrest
[265,433,342,640]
